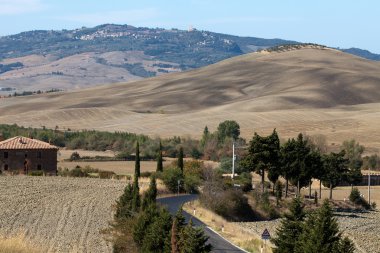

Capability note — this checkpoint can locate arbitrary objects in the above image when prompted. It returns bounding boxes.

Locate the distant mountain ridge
[0,24,297,69]
[0,24,379,92]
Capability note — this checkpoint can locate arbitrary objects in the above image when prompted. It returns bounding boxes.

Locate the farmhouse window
[37,152,42,158]
[4,164,8,170]
[4,152,8,158]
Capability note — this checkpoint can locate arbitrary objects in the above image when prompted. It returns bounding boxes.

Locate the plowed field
[0,176,126,253]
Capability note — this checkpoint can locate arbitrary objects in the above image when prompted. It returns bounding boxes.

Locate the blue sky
[1,0,379,53]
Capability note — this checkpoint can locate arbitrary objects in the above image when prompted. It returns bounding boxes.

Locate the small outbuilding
[0,136,58,175]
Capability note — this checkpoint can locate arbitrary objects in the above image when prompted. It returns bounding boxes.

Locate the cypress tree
[115,183,133,220]
[132,174,140,212]
[178,147,184,173]
[295,199,342,253]
[135,141,140,178]
[272,197,305,253]
[142,176,157,210]
[157,141,163,172]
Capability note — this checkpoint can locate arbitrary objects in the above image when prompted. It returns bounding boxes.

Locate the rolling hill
[1,45,380,152]
[0,24,379,93]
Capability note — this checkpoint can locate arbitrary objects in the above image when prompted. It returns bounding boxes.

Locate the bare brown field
[58,149,115,160]
[1,48,380,152]
[0,176,127,253]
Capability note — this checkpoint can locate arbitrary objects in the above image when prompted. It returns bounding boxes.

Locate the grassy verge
[0,234,41,253]
[183,200,272,253]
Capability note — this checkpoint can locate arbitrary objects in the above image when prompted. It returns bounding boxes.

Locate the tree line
[241,130,366,200]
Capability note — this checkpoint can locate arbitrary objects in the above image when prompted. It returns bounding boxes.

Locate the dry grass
[183,200,271,253]
[137,177,170,197]
[0,233,41,253]
[1,48,380,153]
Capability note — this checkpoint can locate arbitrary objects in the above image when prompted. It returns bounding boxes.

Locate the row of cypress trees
[272,198,355,253]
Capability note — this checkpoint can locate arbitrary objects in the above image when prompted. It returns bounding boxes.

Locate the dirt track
[0,176,126,253]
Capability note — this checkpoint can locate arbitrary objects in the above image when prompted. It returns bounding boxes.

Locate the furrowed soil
[0,176,127,253]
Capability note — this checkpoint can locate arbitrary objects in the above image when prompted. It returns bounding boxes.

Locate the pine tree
[157,141,163,172]
[142,176,158,210]
[141,207,173,253]
[178,219,212,253]
[115,183,133,220]
[295,199,341,253]
[135,141,140,178]
[178,147,184,173]
[242,129,280,193]
[132,174,140,212]
[322,151,348,199]
[272,197,305,253]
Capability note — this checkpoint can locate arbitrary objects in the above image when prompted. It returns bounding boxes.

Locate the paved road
[158,195,246,253]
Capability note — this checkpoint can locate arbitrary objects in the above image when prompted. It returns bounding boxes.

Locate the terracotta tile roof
[0,136,58,150]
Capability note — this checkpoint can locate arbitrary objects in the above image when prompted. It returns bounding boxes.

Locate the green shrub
[349,187,370,209]
[184,174,201,193]
[161,167,184,193]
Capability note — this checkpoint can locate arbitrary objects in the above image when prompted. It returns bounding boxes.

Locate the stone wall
[0,149,57,175]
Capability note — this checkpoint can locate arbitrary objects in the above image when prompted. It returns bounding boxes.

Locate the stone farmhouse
[0,136,58,175]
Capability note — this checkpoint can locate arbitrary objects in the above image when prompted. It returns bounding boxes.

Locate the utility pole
[232,141,235,179]
[368,168,371,204]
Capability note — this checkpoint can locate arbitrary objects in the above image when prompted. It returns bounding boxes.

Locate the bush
[349,187,370,209]
[70,167,89,177]
[200,176,253,221]
[234,172,252,192]
[70,151,80,161]
[28,170,44,176]
[98,171,116,179]
[161,167,184,193]
[184,174,201,193]
[140,171,154,178]
[253,191,279,219]
[202,188,250,220]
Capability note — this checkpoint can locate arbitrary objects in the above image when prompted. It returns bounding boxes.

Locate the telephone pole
[232,141,235,179]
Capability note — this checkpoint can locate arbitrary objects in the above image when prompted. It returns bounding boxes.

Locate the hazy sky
[1,0,379,53]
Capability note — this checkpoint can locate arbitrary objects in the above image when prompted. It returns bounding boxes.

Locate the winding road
[158,194,247,253]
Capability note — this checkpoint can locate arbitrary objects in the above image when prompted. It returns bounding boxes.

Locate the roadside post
[261,228,271,253]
